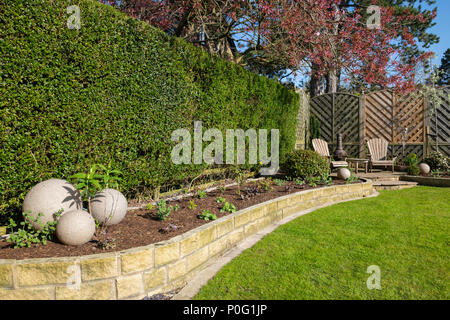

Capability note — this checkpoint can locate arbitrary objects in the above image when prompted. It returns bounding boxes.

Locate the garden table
[347,158,369,174]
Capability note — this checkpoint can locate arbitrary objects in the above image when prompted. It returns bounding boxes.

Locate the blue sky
[425,0,449,64]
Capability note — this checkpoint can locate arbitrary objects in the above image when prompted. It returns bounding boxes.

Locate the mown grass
[195,187,450,300]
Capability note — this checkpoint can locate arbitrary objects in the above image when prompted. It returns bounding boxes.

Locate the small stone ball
[56,210,95,246]
[22,179,82,230]
[90,189,128,226]
[418,163,430,175]
[337,168,351,180]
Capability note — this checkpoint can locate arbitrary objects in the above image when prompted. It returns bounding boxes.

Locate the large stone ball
[22,179,82,230]
[90,189,128,226]
[418,163,430,175]
[56,210,95,246]
[337,168,351,180]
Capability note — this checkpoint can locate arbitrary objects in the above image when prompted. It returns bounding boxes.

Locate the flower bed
[0,179,374,300]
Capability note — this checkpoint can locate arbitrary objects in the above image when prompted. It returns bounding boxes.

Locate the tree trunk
[309,64,322,97]
[326,69,338,93]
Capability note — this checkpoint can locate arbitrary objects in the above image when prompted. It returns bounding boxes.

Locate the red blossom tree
[100,0,436,95]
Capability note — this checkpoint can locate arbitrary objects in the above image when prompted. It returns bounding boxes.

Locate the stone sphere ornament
[90,189,128,226]
[418,163,431,175]
[22,179,82,230]
[56,210,95,246]
[337,168,351,180]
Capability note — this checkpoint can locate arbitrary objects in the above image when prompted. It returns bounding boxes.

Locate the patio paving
[331,170,417,191]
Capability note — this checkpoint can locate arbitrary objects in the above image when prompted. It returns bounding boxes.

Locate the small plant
[156,199,173,221]
[7,210,62,248]
[431,170,442,177]
[220,202,236,213]
[70,164,103,211]
[97,238,116,250]
[198,210,217,221]
[174,204,179,212]
[346,175,359,184]
[405,153,420,176]
[320,173,333,185]
[285,184,295,192]
[217,185,226,194]
[307,177,321,187]
[188,200,197,210]
[70,163,122,212]
[234,166,245,195]
[145,203,154,211]
[96,161,122,189]
[274,179,286,186]
[240,185,261,200]
[216,197,227,203]
[295,179,305,186]
[94,217,101,230]
[258,178,273,191]
[197,190,207,199]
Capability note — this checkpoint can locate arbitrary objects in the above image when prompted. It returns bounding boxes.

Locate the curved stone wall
[0,181,374,300]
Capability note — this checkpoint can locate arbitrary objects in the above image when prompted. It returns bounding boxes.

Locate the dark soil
[0,177,355,260]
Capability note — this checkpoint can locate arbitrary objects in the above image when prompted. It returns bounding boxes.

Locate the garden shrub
[405,153,420,176]
[423,152,450,172]
[0,0,300,221]
[282,150,330,180]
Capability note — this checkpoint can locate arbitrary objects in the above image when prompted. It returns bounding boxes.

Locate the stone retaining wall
[0,181,374,300]
[400,175,450,187]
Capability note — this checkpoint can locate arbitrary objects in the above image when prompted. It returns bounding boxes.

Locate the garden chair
[312,138,348,171]
[367,138,397,173]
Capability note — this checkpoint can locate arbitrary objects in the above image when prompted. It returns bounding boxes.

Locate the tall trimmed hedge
[0,0,299,219]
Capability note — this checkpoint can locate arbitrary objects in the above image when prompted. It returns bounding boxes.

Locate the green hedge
[0,0,299,220]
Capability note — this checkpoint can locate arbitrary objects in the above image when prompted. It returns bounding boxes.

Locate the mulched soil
[0,177,355,260]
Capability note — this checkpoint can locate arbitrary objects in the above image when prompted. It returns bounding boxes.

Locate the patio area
[331,170,417,191]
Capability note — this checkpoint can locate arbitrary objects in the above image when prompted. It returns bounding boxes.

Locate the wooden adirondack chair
[312,139,348,170]
[367,138,397,173]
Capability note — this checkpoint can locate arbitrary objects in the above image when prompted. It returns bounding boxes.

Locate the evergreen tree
[438,49,450,86]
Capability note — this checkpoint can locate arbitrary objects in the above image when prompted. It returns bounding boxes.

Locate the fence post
[423,94,428,159]
[391,91,396,159]
[359,93,366,159]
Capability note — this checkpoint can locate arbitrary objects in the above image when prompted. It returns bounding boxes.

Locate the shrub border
[0,180,374,300]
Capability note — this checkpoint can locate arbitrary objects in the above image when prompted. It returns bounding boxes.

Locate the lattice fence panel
[394,92,425,144]
[334,93,360,144]
[429,86,450,157]
[310,93,333,142]
[364,90,393,143]
[342,144,360,158]
[310,93,359,152]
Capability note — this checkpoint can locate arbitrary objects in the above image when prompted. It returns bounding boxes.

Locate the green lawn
[195,187,450,300]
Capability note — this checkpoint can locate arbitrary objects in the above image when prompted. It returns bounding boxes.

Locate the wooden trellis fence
[308,86,450,162]
[310,92,361,158]
[428,86,450,157]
